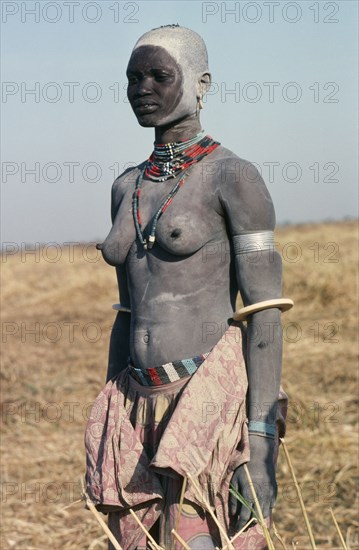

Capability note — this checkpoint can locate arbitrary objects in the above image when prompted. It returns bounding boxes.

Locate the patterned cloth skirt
[109,374,223,549]
[85,323,288,550]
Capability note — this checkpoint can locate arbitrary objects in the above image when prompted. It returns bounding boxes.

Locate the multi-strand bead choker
[145,130,218,182]
[132,131,220,249]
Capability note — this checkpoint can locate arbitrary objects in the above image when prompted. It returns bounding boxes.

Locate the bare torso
[100,145,274,370]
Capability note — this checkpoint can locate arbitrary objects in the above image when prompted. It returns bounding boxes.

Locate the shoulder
[111,162,146,201]
[200,145,264,188]
[208,145,263,184]
[111,162,146,219]
[212,146,275,232]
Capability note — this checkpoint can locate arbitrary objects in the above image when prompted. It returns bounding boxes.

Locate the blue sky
[1,0,358,244]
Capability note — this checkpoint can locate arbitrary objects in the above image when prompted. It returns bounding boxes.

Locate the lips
[134,103,158,115]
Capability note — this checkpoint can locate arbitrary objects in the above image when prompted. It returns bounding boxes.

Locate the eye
[127,76,138,85]
[153,71,173,82]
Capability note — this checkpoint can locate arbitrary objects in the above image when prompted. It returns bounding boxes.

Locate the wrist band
[248,421,276,439]
[113,298,292,319]
[233,298,294,321]
[112,304,131,313]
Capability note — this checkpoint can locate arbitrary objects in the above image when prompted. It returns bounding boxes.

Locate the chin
[134,113,156,127]
[137,119,155,128]
[136,118,170,129]
[135,116,189,129]
[134,108,195,128]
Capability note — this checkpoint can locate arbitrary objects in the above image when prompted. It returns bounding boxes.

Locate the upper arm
[110,173,129,225]
[110,164,143,224]
[218,158,276,234]
[109,167,139,300]
[111,177,122,224]
[218,157,282,305]
[115,264,131,306]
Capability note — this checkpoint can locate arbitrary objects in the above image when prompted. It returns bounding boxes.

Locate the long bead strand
[132,132,220,249]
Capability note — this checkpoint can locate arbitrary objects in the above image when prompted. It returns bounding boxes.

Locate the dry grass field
[1,221,358,549]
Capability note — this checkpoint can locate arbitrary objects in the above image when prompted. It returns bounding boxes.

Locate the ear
[197,72,212,99]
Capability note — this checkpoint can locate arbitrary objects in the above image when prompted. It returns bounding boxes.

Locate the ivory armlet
[112,299,293,318]
[233,298,294,321]
[112,304,131,313]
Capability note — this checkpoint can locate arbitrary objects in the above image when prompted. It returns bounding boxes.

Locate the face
[126,45,195,128]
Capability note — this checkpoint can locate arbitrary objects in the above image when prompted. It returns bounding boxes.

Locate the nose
[134,76,153,98]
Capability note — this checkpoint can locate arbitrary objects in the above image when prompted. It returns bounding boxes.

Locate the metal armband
[232,231,275,255]
[112,304,131,313]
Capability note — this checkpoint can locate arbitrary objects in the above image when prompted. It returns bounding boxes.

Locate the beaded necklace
[145,131,219,182]
[132,132,220,250]
[132,167,190,249]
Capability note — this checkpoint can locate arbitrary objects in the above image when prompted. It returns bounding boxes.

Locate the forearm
[233,245,283,425]
[106,312,131,382]
[246,308,283,424]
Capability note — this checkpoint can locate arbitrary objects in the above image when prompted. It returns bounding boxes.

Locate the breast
[154,209,224,256]
[100,188,136,266]
[100,166,226,263]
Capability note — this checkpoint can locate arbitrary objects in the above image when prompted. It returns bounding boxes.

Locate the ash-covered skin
[98,25,283,534]
[131,25,209,127]
[126,46,186,129]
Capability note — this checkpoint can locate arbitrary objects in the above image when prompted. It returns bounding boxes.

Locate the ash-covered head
[128,25,211,127]
[133,25,209,77]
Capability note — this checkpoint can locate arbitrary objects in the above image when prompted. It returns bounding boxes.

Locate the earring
[198,97,203,110]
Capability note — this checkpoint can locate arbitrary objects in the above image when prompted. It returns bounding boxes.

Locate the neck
[154,113,202,144]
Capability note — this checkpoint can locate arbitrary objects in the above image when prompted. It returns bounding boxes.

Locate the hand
[229,435,277,531]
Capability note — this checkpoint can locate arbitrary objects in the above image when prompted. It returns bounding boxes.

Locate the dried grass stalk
[328,508,348,549]
[89,534,107,550]
[273,520,289,550]
[62,498,83,510]
[80,478,123,550]
[171,476,187,550]
[218,518,257,550]
[129,508,164,550]
[243,464,275,550]
[186,472,234,549]
[171,529,191,550]
[230,517,257,544]
[280,438,317,549]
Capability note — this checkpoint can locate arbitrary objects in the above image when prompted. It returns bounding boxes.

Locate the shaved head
[133,25,209,77]
[128,25,211,127]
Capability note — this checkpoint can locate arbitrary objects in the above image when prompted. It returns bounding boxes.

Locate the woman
[86,25,289,550]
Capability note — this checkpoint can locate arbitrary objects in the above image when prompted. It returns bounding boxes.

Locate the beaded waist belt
[128,352,210,386]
